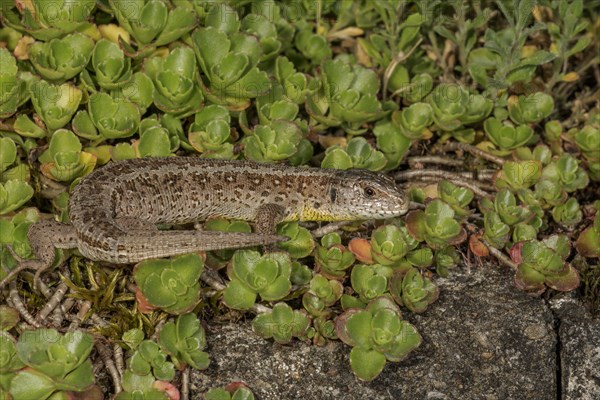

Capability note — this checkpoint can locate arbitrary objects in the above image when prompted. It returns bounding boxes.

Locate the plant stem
[441,142,507,165]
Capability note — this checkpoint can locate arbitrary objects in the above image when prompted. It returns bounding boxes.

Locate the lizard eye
[364,186,375,197]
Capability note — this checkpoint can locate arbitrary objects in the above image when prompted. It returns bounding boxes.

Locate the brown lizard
[5,157,409,288]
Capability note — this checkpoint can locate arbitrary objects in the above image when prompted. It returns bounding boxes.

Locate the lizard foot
[0,245,49,292]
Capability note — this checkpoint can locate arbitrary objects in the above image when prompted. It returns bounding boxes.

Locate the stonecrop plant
[0,0,598,395]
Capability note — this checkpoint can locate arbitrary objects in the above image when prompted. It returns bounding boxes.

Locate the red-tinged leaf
[514,264,546,295]
[225,381,251,393]
[405,210,426,241]
[136,288,157,313]
[348,238,374,264]
[545,264,580,292]
[469,232,489,257]
[154,380,181,400]
[575,226,600,258]
[510,242,525,264]
[65,385,103,400]
[447,227,468,246]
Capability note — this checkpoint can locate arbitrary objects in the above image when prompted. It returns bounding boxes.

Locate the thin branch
[440,142,507,165]
[311,221,354,238]
[8,281,41,328]
[35,282,68,323]
[421,177,491,198]
[114,343,125,378]
[69,300,92,331]
[96,341,122,394]
[49,297,75,328]
[408,155,464,167]
[395,169,494,197]
[383,38,423,100]
[482,240,518,270]
[181,367,190,400]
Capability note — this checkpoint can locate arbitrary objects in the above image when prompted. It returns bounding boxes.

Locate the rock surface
[190,264,597,399]
[551,295,600,400]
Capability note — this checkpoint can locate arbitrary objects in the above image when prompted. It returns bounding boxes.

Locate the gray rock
[190,265,560,399]
[550,295,600,400]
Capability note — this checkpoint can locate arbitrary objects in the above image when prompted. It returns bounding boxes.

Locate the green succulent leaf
[30,80,82,131]
[252,303,310,344]
[134,254,204,314]
[29,34,94,82]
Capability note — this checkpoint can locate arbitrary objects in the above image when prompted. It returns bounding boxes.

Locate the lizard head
[319,169,410,220]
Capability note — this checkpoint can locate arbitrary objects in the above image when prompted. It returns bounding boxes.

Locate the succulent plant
[88,92,141,140]
[91,39,133,90]
[135,117,177,158]
[541,154,589,193]
[483,118,535,150]
[574,124,600,181]
[391,102,433,140]
[252,303,311,344]
[309,316,338,345]
[30,80,81,131]
[370,224,416,267]
[204,384,256,400]
[158,313,210,371]
[10,329,98,400]
[551,197,582,227]
[372,117,413,170]
[321,137,387,171]
[306,58,389,135]
[438,180,474,217]
[292,26,332,69]
[192,5,270,109]
[243,120,304,163]
[335,297,421,381]
[433,246,460,277]
[481,210,511,249]
[275,222,314,258]
[0,332,25,395]
[109,0,197,48]
[134,253,204,315]
[144,47,203,117]
[350,264,393,302]
[511,235,580,293]
[406,200,467,249]
[302,274,344,317]
[0,139,34,215]
[128,340,175,381]
[223,251,292,310]
[575,212,600,258]
[28,33,94,82]
[241,13,282,64]
[508,92,555,125]
[0,48,32,118]
[1,0,96,41]
[115,78,157,121]
[274,56,313,104]
[114,370,169,400]
[480,189,535,227]
[38,129,96,182]
[188,105,234,159]
[428,84,493,132]
[314,232,356,279]
[494,160,543,191]
[389,267,439,313]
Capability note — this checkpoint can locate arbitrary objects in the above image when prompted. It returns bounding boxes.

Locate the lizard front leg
[0,219,78,290]
[254,204,287,252]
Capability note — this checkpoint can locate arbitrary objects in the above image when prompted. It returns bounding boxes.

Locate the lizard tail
[78,231,288,264]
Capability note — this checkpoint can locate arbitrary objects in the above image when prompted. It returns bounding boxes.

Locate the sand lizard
[13,157,409,285]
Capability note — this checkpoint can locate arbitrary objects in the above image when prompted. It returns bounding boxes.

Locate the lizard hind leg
[254,203,287,253]
[0,219,78,291]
